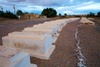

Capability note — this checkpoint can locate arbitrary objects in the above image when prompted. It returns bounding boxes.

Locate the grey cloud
[27,0,70,6]
[6,0,27,2]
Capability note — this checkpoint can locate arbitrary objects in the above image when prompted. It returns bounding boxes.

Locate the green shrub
[41,8,57,18]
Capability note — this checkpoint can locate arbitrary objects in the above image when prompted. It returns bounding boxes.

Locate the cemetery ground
[0,17,100,67]
[78,17,100,67]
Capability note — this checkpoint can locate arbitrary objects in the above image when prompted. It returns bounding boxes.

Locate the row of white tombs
[0,18,80,67]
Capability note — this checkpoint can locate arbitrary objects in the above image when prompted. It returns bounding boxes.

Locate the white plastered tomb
[2,32,55,59]
[0,46,37,67]
[22,27,58,43]
[80,17,95,25]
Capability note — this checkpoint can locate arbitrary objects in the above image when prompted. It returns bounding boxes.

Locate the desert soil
[0,17,100,67]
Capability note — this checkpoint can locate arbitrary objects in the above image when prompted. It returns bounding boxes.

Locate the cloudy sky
[0,0,100,15]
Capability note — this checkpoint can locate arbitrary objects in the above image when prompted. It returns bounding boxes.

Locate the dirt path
[78,24,100,67]
[31,20,80,67]
[75,24,87,67]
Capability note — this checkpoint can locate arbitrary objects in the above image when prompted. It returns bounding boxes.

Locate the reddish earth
[78,18,100,67]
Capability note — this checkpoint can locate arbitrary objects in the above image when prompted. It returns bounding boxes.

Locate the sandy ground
[0,17,100,67]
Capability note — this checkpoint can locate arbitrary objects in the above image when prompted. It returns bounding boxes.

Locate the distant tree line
[0,9,31,19]
[1,8,100,19]
[87,11,100,17]
[0,10,18,19]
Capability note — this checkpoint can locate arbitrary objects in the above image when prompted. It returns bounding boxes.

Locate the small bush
[41,8,57,18]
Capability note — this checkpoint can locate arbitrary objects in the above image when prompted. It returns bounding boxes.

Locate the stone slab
[31,64,37,67]
[80,17,95,25]
[22,30,59,44]
[2,32,53,57]
[33,25,58,36]
[54,20,67,26]
[24,45,55,59]
[8,32,47,40]
[42,22,63,31]
[0,46,37,67]
[24,27,53,33]
[33,24,58,32]
[2,33,52,55]
[53,37,58,44]
[23,27,55,37]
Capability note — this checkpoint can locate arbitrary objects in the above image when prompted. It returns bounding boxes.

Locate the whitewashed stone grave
[23,27,57,44]
[44,21,67,32]
[34,24,59,33]
[2,32,55,59]
[65,18,79,23]
[0,46,37,67]
[23,27,58,43]
[23,27,55,37]
[80,17,95,25]
[36,24,60,36]
[54,20,67,27]
[32,25,59,43]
